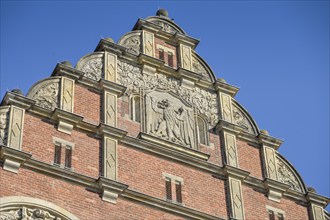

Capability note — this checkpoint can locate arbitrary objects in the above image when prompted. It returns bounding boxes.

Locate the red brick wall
[0,167,184,220]
[155,37,178,68]
[242,184,309,220]
[200,131,222,166]
[237,139,263,179]
[22,113,100,178]
[74,84,101,125]
[118,144,228,218]
[117,97,141,138]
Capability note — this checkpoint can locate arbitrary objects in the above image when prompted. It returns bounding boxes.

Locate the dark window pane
[159,50,164,61]
[65,148,72,168]
[54,145,61,165]
[278,213,285,220]
[168,53,173,67]
[134,96,141,123]
[175,182,182,203]
[268,210,275,220]
[165,179,172,200]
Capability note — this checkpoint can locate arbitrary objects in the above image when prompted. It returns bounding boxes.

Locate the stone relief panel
[147,18,184,35]
[104,92,117,127]
[229,177,244,220]
[76,53,103,81]
[191,54,212,82]
[0,107,10,146]
[117,60,219,128]
[104,137,117,180]
[8,107,25,150]
[146,91,196,148]
[264,147,278,180]
[220,93,233,123]
[276,154,304,193]
[224,132,238,167]
[27,78,60,110]
[232,103,255,134]
[118,32,141,55]
[180,45,192,71]
[104,52,117,82]
[0,207,61,220]
[60,78,74,112]
[143,31,155,57]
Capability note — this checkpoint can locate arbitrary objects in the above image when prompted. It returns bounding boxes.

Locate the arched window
[197,116,208,145]
[130,95,141,123]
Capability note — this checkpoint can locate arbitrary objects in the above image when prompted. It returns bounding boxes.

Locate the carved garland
[0,207,61,220]
[117,60,219,127]
[0,107,9,146]
[276,156,303,193]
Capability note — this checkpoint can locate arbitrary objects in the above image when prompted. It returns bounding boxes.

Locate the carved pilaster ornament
[143,31,155,57]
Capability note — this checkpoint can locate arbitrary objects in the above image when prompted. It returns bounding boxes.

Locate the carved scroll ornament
[0,207,61,220]
[191,55,211,82]
[117,60,219,127]
[276,156,303,193]
[232,104,254,134]
[80,57,103,81]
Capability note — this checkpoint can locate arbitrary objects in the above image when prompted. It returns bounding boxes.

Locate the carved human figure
[147,94,196,148]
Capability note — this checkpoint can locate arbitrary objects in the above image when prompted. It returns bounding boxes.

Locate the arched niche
[27,77,61,111]
[76,52,104,81]
[0,196,79,220]
[118,30,141,55]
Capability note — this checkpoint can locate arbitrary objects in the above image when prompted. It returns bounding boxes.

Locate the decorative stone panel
[264,146,278,180]
[232,103,255,134]
[60,77,74,112]
[180,44,192,71]
[118,31,141,55]
[276,154,304,193]
[7,106,25,150]
[76,53,104,81]
[219,93,233,123]
[116,60,219,128]
[311,204,325,220]
[228,177,245,220]
[191,53,212,82]
[103,137,117,180]
[27,78,60,110]
[104,52,117,82]
[223,131,238,167]
[143,31,155,57]
[104,92,117,127]
[0,106,10,146]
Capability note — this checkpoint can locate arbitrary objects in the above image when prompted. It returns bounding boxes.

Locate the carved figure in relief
[232,105,253,133]
[147,94,196,148]
[277,160,302,192]
[122,36,140,54]
[0,207,61,220]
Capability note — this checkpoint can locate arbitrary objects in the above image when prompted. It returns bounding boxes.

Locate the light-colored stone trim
[60,77,75,113]
[104,92,117,127]
[0,146,31,173]
[7,106,25,150]
[228,177,245,220]
[180,44,192,71]
[103,137,117,180]
[311,204,326,220]
[156,44,175,54]
[162,173,184,185]
[223,131,238,167]
[0,196,80,220]
[263,178,289,202]
[143,31,155,57]
[219,93,233,123]
[104,52,117,82]
[266,205,286,218]
[263,146,278,180]
[52,136,75,149]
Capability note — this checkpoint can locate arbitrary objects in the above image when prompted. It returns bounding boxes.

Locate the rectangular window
[159,49,164,61]
[266,206,285,220]
[268,210,275,220]
[175,181,182,203]
[54,144,61,165]
[65,147,72,168]
[165,178,172,201]
[278,213,285,220]
[168,52,173,67]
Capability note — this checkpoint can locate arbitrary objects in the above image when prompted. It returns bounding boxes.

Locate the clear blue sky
[1,0,329,210]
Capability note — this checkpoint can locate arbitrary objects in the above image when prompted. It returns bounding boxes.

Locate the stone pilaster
[307,192,329,220]
[179,44,192,71]
[104,52,117,82]
[224,165,249,220]
[7,106,25,150]
[60,77,75,113]
[143,31,155,57]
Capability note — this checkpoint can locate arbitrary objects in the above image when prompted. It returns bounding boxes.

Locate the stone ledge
[138,132,210,161]
[52,108,84,135]
[258,133,283,150]
[97,177,128,204]
[0,146,32,173]
[98,123,128,140]
[224,165,250,180]
[215,79,240,98]
[263,178,290,203]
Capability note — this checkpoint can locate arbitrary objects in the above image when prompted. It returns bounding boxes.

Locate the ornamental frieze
[0,207,61,220]
[80,57,103,81]
[232,104,254,134]
[121,35,141,55]
[28,79,60,110]
[117,60,219,127]
[191,55,212,82]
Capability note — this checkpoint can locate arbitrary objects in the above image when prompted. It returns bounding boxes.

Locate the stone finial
[105,38,114,43]
[307,186,317,193]
[60,61,72,67]
[11,89,23,95]
[260,130,269,136]
[156,9,169,17]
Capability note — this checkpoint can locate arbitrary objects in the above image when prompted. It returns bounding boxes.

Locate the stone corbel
[0,146,31,173]
[97,177,128,204]
[98,123,127,140]
[51,62,82,81]
[263,178,289,202]
[224,165,250,180]
[52,108,83,135]
[99,80,127,97]
[138,53,164,75]
[215,78,240,98]
[177,68,202,90]
[1,91,35,110]
[258,130,283,150]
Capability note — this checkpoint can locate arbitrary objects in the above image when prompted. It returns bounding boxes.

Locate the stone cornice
[0,146,32,173]
[138,53,164,70]
[138,132,210,161]
[258,133,283,150]
[97,177,128,204]
[99,79,127,97]
[215,79,240,97]
[263,178,290,202]
[224,165,250,180]
[94,38,126,55]
[98,124,128,140]
[123,190,223,220]
[174,32,200,49]
[1,91,35,109]
[307,192,330,207]
[216,120,243,135]
[177,67,203,84]
[51,63,83,81]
